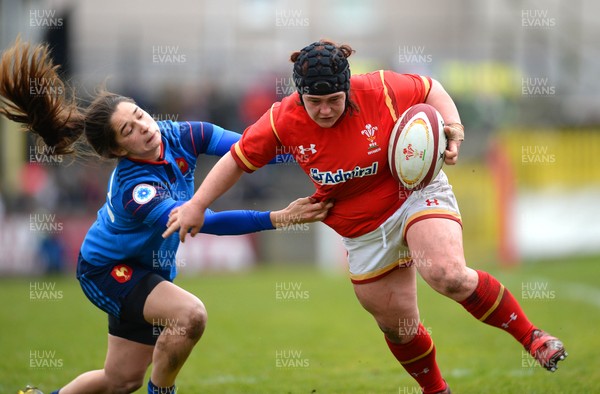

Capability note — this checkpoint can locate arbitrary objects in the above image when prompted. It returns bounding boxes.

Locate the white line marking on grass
[202,375,259,385]
[508,368,535,377]
[561,282,600,310]
[448,368,472,378]
[520,277,600,310]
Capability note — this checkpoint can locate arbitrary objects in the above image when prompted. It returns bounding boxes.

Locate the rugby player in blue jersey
[0,39,331,394]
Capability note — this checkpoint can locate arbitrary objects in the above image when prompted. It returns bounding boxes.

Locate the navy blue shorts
[76,253,167,345]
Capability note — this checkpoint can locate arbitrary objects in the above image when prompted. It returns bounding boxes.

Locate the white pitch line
[560,282,600,310]
[201,375,259,385]
[447,368,472,378]
[519,276,600,310]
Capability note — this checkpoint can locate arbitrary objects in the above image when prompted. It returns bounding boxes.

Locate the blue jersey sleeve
[122,181,178,226]
[155,205,274,234]
[201,209,275,235]
[178,121,241,157]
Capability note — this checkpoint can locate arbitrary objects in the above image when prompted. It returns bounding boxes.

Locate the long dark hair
[0,37,134,158]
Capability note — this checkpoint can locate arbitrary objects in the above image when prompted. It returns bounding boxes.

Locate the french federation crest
[111,264,133,283]
[175,157,189,174]
[133,183,157,204]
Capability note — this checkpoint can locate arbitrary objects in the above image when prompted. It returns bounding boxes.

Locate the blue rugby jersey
[80,121,273,280]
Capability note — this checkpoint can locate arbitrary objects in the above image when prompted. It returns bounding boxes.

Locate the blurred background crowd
[1,0,599,275]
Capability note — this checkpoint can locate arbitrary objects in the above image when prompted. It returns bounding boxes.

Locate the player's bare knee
[180,300,207,341]
[421,264,446,287]
[187,304,207,341]
[440,273,467,295]
[422,263,469,296]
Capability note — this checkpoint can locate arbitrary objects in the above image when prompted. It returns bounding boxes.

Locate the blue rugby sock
[148,380,176,393]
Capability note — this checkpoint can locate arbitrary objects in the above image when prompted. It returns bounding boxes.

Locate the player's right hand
[270,197,334,227]
[162,201,206,242]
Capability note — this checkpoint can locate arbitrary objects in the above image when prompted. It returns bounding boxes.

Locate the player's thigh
[406,218,477,295]
[104,334,153,383]
[143,281,207,332]
[406,217,465,267]
[353,266,419,322]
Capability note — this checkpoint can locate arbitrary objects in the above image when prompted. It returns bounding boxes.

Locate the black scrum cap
[292,42,350,98]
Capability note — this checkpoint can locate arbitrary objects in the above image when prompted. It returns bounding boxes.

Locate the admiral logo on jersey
[310,162,379,185]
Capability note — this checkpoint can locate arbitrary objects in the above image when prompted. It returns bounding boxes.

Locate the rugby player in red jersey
[164,40,567,393]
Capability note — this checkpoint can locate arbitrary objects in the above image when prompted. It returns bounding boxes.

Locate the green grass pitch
[1,256,598,393]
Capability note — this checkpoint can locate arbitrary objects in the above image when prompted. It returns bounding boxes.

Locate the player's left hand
[444,139,461,165]
[162,201,205,242]
[443,123,464,165]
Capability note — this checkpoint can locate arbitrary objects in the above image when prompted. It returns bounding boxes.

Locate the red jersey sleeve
[380,71,432,122]
[230,103,282,173]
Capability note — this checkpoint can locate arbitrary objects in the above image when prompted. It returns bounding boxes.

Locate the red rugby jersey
[231,70,432,238]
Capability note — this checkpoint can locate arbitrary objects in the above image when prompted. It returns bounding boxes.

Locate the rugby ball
[388,103,447,190]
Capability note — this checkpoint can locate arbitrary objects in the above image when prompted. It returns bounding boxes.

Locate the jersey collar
[125,140,169,165]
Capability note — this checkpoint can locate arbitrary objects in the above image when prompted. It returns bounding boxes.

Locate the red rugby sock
[459,270,536,347]
[385,323,447,394]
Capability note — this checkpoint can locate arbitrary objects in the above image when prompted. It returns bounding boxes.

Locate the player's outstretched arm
[425,79,464,165]
[270,197,333,228]
[195,197,332,235]
[163,152,243,242]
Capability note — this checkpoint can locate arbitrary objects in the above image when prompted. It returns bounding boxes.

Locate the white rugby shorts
[342,171,462,284]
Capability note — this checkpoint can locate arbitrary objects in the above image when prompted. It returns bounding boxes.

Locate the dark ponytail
[0,38,137,159]
[0,37,84,155]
